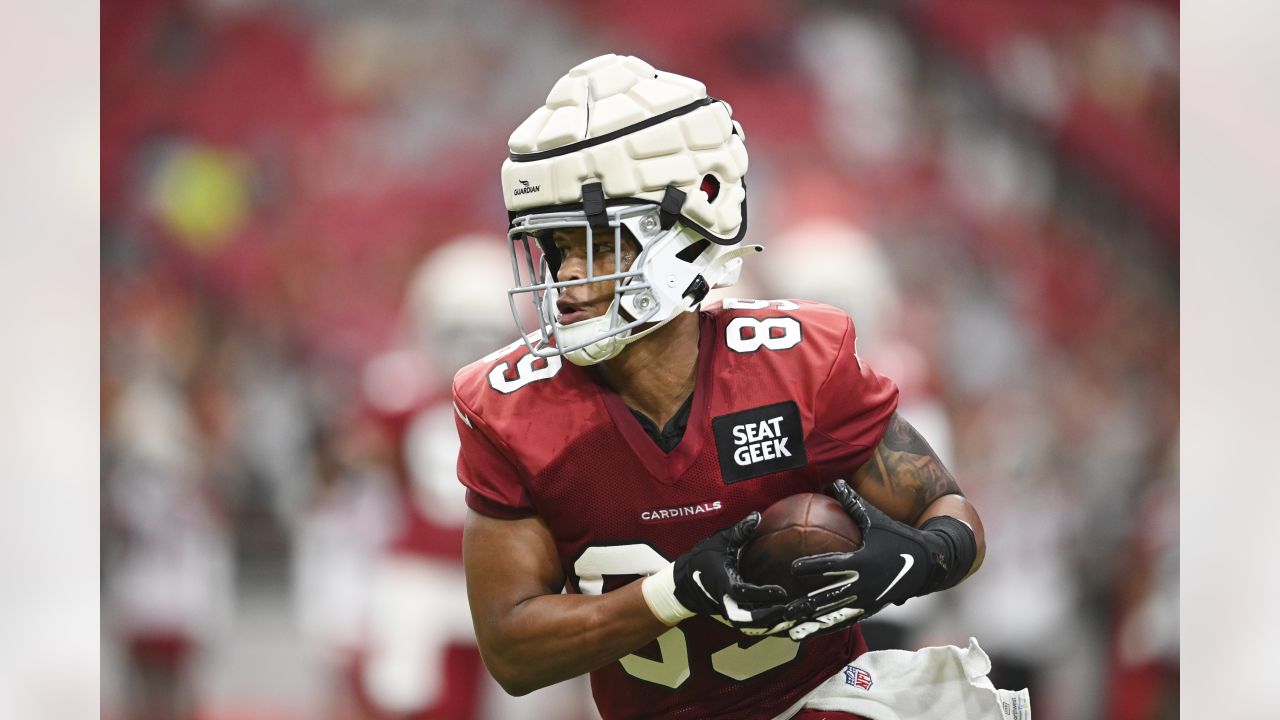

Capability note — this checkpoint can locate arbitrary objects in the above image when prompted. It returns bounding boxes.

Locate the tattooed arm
[784,413,986,638]
[850,412,985,579]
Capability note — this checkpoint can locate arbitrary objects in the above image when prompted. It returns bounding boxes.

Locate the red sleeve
[451,394,537,520]
[810,314,898,473]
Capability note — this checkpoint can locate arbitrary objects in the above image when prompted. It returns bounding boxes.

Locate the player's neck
[598,310,700,429]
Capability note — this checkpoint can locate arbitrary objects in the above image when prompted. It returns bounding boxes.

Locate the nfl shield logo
[843,665,873,691]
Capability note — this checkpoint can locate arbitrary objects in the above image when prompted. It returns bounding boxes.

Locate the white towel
[774,638,1031,720]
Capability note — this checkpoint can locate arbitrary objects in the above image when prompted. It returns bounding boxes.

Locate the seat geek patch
[712,401,807,484]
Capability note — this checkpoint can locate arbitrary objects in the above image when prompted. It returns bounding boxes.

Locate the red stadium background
[101,1,1178,719]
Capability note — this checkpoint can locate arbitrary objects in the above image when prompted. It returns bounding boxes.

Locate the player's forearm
[914,493,986,580]
[479,580,670,696]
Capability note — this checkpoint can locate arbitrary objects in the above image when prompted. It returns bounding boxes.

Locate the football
[740,493,863,597]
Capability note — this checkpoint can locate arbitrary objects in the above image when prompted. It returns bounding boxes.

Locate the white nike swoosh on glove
[692,571,717,603]
[874,553,914,602]
[807,570,859,597]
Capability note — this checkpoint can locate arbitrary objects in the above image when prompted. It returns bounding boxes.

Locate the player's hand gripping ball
[740,493,864,597]
[776,479,975,641]
[731,492,868,638]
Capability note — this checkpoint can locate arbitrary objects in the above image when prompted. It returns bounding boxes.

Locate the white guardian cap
[501,54,759,365]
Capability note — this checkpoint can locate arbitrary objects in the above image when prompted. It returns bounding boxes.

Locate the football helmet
[502,54,759,365]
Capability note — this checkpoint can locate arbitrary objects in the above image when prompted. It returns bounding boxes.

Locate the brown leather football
[740,493,863,597]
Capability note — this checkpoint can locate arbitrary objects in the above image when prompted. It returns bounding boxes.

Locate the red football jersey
[452,300,898,720]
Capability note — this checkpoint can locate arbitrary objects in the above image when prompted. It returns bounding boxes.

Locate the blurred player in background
[454,54,1027,720]
[352,237,594,720]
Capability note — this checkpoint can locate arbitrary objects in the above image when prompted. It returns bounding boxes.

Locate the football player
[454,55,1027,719]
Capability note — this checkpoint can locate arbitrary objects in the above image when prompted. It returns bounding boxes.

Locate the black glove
[785,479,977,640]
[642,512,797,634]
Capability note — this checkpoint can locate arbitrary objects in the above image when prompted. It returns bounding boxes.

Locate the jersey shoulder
[454,335,561,409]
[452,334,597,433]
[453,335,608,484]
[704,297,857,363]
[705,298,897,465]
